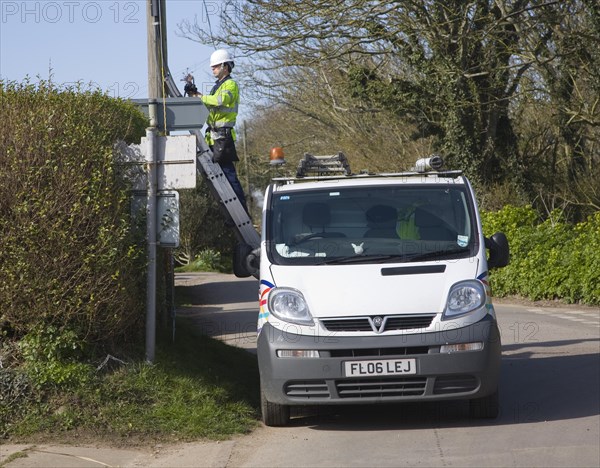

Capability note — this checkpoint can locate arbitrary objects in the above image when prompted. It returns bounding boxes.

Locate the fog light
[276,350,320,358]
[440,342,483,353]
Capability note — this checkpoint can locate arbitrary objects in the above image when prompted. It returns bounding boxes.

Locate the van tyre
[233,243,252,278]
[469,389,499,419]
[261,384,290,426]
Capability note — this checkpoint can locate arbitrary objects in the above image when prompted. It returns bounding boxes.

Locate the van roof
[271,171,466,192]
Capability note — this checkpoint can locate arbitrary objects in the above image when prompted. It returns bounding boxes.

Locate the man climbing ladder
[190,49,248,213]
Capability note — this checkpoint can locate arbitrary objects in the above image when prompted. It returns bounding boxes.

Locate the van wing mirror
[485,232,509,269]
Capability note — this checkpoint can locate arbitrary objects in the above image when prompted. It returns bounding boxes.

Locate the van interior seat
[364,204,398,238]
[414,206,457,241]
[299,202,346,239]
[302,202,331,229]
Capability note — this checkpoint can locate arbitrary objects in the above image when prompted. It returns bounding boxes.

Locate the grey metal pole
[145,126,158,363]
[145,0,160,363]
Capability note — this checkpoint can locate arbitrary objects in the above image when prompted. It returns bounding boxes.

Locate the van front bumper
[258,315,501,405]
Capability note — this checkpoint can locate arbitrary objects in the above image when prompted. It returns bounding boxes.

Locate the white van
[256,155,509,426]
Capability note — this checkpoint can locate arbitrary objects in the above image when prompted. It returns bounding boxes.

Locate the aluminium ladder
[296,152,352,177]
[191,129,260,250]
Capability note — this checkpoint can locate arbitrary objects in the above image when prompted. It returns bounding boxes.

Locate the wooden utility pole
[146,0,161,122]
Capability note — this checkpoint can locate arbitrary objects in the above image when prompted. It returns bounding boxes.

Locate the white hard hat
[210,49,234,68]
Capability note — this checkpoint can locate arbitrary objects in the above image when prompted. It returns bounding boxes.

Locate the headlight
[268,288,314,325]
[442,280,486,320]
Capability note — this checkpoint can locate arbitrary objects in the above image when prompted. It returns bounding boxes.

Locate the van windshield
[267,185,478,266]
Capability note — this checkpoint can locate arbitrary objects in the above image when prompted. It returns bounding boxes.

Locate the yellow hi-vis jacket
[396,206,420,239]
[201,76,239,145]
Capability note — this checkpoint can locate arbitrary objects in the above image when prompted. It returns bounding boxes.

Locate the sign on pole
[141,134,197,190]
[131,190,180,248]
[157,190,180,248]
[132,98,209,132]
[119,134,197,191]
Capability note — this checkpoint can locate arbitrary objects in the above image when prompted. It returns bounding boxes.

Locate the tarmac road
[2,272,598,467]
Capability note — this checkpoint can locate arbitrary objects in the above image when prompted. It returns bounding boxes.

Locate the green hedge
[0,80,148,347]
[482,205,600,305]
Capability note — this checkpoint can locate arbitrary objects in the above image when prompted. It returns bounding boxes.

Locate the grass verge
[2,318,260,444]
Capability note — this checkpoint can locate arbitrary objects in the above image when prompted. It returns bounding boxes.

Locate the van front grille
[329,347,430,358]
[385,315,436,330]
[284,380,330,399]
[322,318,372,331]
[336,377,427,398]
[321,314,436,333]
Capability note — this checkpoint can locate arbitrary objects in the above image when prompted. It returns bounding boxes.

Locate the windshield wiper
[406,247,470,262]
[318,254,408,265]
[313,248,470,265]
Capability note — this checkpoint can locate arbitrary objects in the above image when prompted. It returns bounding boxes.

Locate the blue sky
[0,0,223,99]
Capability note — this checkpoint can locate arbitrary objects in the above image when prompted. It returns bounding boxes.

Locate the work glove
[184,81,198,96]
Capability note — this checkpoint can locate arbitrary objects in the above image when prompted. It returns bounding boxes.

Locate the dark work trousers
[209,134,249,215]
[220,161,248,213]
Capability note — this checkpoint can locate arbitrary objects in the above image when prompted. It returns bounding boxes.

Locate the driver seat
[364,205,398,238]
[414,206,457,241]
[301,203,346,237]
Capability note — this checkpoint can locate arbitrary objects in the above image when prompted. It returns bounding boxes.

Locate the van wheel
[469,388,499,419]
[261,385,290,426]
[233,243,252,278]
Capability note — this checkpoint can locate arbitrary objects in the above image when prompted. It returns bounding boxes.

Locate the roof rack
[272,169,463,185]
[272,153,462,184]
[296,152,352,177]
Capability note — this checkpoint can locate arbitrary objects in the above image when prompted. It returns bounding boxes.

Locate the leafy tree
[181,1,542,184]
[179,0,599,216]
[518,0,600,219]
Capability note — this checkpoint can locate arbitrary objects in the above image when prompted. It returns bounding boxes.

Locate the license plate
[344,358,416,377]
